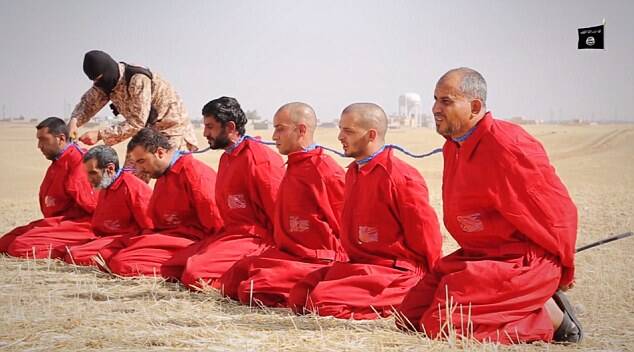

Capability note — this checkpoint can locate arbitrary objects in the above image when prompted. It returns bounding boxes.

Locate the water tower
[398,92,422,127]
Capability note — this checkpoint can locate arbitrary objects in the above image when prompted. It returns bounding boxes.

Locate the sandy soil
[0,122,632,351]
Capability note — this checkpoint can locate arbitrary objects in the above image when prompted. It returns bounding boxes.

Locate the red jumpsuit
[63,171,153,266]
[107,153,223,279]
[220,147,347,306]
[180,138,285,289]
[288,147,442,320]
[397,113,578,343]
[2,144,97,258]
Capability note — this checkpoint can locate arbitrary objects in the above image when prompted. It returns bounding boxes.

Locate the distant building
[389,93,433,128]
[253,120,270,130]
[319,121,337,128]
[508,116,542,125]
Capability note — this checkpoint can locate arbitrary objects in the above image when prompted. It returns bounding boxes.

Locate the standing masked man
[67,50,198,179]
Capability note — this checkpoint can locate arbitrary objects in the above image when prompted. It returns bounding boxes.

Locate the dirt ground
[0,122,632,351]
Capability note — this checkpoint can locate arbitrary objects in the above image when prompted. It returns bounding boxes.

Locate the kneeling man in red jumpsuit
[289,103,443,320]
[398,68,582,344]
[63,145,153,266]
[180,97,285,289]
[220,102,347,306]
[1,117,97,258]
[107,128,223,279]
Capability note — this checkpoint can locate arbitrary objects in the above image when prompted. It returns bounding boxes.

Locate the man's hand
[79,130,101,145]
[68,118,79,140]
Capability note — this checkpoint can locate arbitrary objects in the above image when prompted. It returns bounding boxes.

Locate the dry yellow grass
[1,122,633,351]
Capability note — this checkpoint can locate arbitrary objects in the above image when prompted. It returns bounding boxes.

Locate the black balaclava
[82,50,120,95]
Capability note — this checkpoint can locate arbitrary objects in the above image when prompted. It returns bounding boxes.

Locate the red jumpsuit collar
[286,146,323,165]
[448,112,494,160]
[347,146,391,175]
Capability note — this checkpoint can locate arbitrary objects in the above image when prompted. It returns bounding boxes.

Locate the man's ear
[367,129,378,142]
[297,123,307,137]
[225,121,237,134]
[471,99,483,117]
[105,163,117,174]
[156,147,167,159]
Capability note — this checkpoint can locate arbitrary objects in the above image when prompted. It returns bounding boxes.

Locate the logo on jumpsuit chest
[103,219,122,231]
[456,213,484,232]
[163,212,182,225]
[44,196,56,207]
[228,194,247,209]
[289,216,310,232]
[358,226,379,243]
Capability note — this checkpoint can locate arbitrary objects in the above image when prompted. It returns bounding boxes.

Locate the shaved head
[341,103,388,140]
[272,102,317,155]
[338,102,388,161]
[276,102,317,135]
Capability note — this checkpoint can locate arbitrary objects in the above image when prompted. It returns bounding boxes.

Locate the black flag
[578,24,605,49]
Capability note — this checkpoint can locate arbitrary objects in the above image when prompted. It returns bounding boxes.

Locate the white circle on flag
[586,36,596,46]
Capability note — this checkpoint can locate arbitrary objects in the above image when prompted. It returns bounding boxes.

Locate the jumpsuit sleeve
[494,143,578,287]
[65,162,98,215]
[127,181,154,230]
[394,174,443,271]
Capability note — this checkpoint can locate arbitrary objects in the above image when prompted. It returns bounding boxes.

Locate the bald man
[288,103,442,320]
[219,102,347,307]
[397,68,581,344]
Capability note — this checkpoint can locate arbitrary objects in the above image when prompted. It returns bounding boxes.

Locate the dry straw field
[1,122,632,351]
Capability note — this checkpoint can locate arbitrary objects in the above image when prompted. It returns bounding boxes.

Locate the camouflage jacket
[71,63,198,149]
